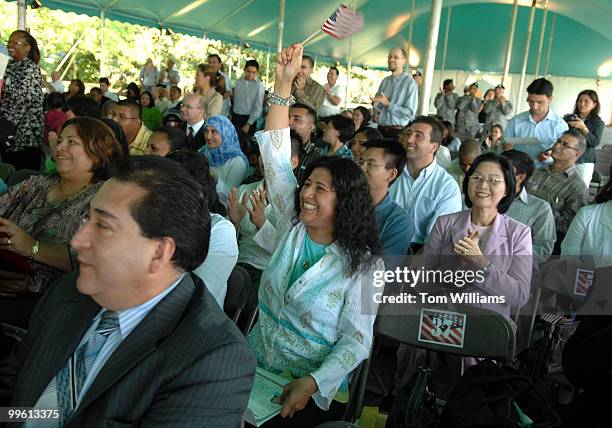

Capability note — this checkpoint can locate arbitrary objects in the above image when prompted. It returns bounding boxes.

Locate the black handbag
[386,367,439,428]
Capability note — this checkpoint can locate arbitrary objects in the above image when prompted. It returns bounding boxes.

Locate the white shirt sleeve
[193,214,239,308]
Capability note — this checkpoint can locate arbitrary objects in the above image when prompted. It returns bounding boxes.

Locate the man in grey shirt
[484,84,513,132]
[231,59,265,136]
[501,149,556,258]
[455,82,482,137]
[434,79,458,127]
[372,47,418,139]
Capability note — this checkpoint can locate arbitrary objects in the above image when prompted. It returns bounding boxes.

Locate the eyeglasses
[117,114,139,121]
[468,174,505,186]
[357,159,388,170]
[554,139,580,153]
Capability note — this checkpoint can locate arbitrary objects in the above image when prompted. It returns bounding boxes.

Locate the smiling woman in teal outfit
[247,44,383,427]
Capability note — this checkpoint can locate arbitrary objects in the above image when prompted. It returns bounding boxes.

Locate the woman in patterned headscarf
[199,115,249,190]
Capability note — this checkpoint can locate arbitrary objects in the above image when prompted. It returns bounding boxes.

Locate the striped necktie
[56,311,120,425]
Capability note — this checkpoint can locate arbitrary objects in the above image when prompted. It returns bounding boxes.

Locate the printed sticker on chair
[573,268,594,297]
[417,308,466,348]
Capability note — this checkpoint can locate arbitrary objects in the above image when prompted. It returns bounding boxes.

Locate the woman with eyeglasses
[424,152,532,320]
[0,31,44,170]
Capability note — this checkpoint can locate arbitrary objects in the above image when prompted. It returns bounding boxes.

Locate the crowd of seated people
[0,31,611,427]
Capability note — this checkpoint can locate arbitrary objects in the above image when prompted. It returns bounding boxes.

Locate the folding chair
[375,302,516,363]
[0,162,15,182]
[223,265,251,324]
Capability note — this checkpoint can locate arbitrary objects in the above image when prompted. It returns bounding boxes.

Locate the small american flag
[321,4,364,40]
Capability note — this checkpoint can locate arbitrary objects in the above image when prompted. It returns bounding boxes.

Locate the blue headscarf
[199,115,249,168]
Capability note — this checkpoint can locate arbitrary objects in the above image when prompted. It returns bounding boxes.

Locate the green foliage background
[0,0,382,103]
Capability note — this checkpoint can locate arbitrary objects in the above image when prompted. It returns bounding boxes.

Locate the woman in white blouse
[247,44,383,427]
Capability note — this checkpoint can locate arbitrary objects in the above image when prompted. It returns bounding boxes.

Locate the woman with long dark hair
[352,105,371,132]
[140,91,163,131]
[565,89,605,186]
[0,31,44,170]
[247,43,382,427]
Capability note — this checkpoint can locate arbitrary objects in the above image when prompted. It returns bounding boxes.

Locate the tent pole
[534,0,548,78]
[407,0,416,65]
[345,0,357,109]
[277,0,285,53]
[440,6,452,77]
[17,0,27,31]
[418,0,443,115]
[515,0,537,115]
[543,13,556,77]
[100,9,106,77]
[265,47,271,87]
[501,0,519,86]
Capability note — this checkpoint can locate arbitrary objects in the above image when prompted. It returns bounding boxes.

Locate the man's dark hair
[110,156,211,271]
[526,78,554,97]
[362,138,406,185]
[500,149,535,191]
[90,87,103,96]
[290,102,317,125]
[562,128,587,155]
[443,79,453,88]
[66,95,101,118]
[329,66,340,77]
[463,153,516,214]
[99,77,111,86]
[152,127,187,153]
[245,59,259,70]
[328,114,355,143]
[117,99,142,117]
[410,115,444,145]
[166,150,226,217]
[171,85,182,94]
[595,166,612,204]
[302,55,315,68]
[47,92,65,110]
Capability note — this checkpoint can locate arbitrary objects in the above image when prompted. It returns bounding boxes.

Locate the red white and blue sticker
[573,268,594,297]
[418,308,466,348]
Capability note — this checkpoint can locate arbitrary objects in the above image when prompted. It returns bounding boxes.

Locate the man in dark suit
[0,156,256,427]
[180,94,206,151]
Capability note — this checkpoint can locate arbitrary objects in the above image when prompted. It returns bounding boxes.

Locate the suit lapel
[72,274,196,417]
[21,290,99,407]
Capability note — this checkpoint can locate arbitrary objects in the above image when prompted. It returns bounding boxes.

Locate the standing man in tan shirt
[292,55,326,112]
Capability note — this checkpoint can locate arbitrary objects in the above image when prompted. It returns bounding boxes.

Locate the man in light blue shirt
[505,78,568,161]
[232,59,265,135]
[389,116,463,248]
[373,47,418,139]
[360,139,414,257]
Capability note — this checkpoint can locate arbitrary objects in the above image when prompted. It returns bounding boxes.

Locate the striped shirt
[526,165,588,234]
[505,188,556,257]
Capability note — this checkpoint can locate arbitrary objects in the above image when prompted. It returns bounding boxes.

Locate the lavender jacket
[424,210,532,320]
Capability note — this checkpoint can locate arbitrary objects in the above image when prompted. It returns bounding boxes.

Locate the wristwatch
[28,240,40,260]
[268,93,296,106]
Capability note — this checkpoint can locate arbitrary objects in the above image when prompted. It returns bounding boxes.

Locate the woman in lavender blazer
[424,152,533,320]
